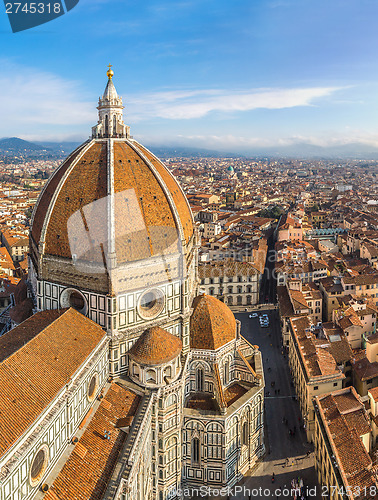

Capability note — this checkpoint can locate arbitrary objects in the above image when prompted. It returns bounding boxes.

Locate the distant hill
[35,141,82,155]
[4,137,378,160]
[0,137,48,152]
[143,145,243,159]
[37,142,243,158]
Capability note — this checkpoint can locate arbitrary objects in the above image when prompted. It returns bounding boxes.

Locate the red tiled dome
[30,139,194,263]
[128,326,182,365]
[190,294,236,350]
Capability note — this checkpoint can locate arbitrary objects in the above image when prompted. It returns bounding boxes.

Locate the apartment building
[199,259,262,306]
[277,279,322,346]
[288,316,346,442]
[313,387,377,499]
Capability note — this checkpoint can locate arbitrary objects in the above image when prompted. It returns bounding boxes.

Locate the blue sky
[1,0,378,151]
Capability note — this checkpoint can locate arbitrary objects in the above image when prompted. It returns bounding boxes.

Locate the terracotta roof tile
[190,294,236,350]
[113,142,180,262]
[33,139,193,265]
[45,142,108,258]
[45,382,141,500]
[0,308,106,456]
[132,142,194,244]
[31,142,88,245]
[223,383,248,407]
[128,326,182,365]
[317,388,377,494]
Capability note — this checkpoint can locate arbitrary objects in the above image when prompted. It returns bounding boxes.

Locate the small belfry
[92,65,130,138]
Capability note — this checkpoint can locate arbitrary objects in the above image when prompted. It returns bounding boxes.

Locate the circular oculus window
[29,445,49,487]
[60,288,87,315]
[138,288,165,319]
[87,373,99,401]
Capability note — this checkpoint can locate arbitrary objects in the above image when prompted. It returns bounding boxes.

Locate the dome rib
[190,295,236,350]
[30,141,90,246]
[128,326,182,365]
[30,138,194,263]
[131,141,194,244]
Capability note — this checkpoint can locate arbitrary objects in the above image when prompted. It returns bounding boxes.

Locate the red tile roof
[45,382,141,500]
[31,142,88,245]
[190,294,236,350]
[0,308,106,457]
[128,326,182,365]
[32,139,194,264]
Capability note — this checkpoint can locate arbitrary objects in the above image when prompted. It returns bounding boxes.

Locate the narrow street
[259,234,276,305]
[230,310,320,499]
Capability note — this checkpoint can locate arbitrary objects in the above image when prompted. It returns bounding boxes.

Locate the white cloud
[0,60,95,134]
[126,86,342,121]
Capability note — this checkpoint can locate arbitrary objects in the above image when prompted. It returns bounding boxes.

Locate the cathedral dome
[31,139,193,258]
[128,326,182,365]
[190,294,236,350]
[29,69,194,297]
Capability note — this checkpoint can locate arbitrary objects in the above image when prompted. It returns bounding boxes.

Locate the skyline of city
[2,0,378,153]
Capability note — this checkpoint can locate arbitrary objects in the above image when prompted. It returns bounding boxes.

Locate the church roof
[128,326,182,365]
[30,140,194,261]
[0,308,106,457]
[45,382,140,500]
[190,294,236,350]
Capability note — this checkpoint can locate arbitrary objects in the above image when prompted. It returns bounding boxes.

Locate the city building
[199,259,262,306]
[288,316,345,441]
[314,387,378,498]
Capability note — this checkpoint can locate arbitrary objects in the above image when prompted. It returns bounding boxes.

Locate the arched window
[209,287,214,296]
[196,368,204,392]
[246,295,252,304]
[237,295,242,305]
[224,361,229,385]
[113,115,117,136]
[242,422,248,446]
[192,437,200,464]
[146,369,156,383]
[228,296,233,305]
[164,365,172,378]
[105,114,109,135]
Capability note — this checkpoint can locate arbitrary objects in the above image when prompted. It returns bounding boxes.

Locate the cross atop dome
[92,66,130,139]
[107,64,114,79]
